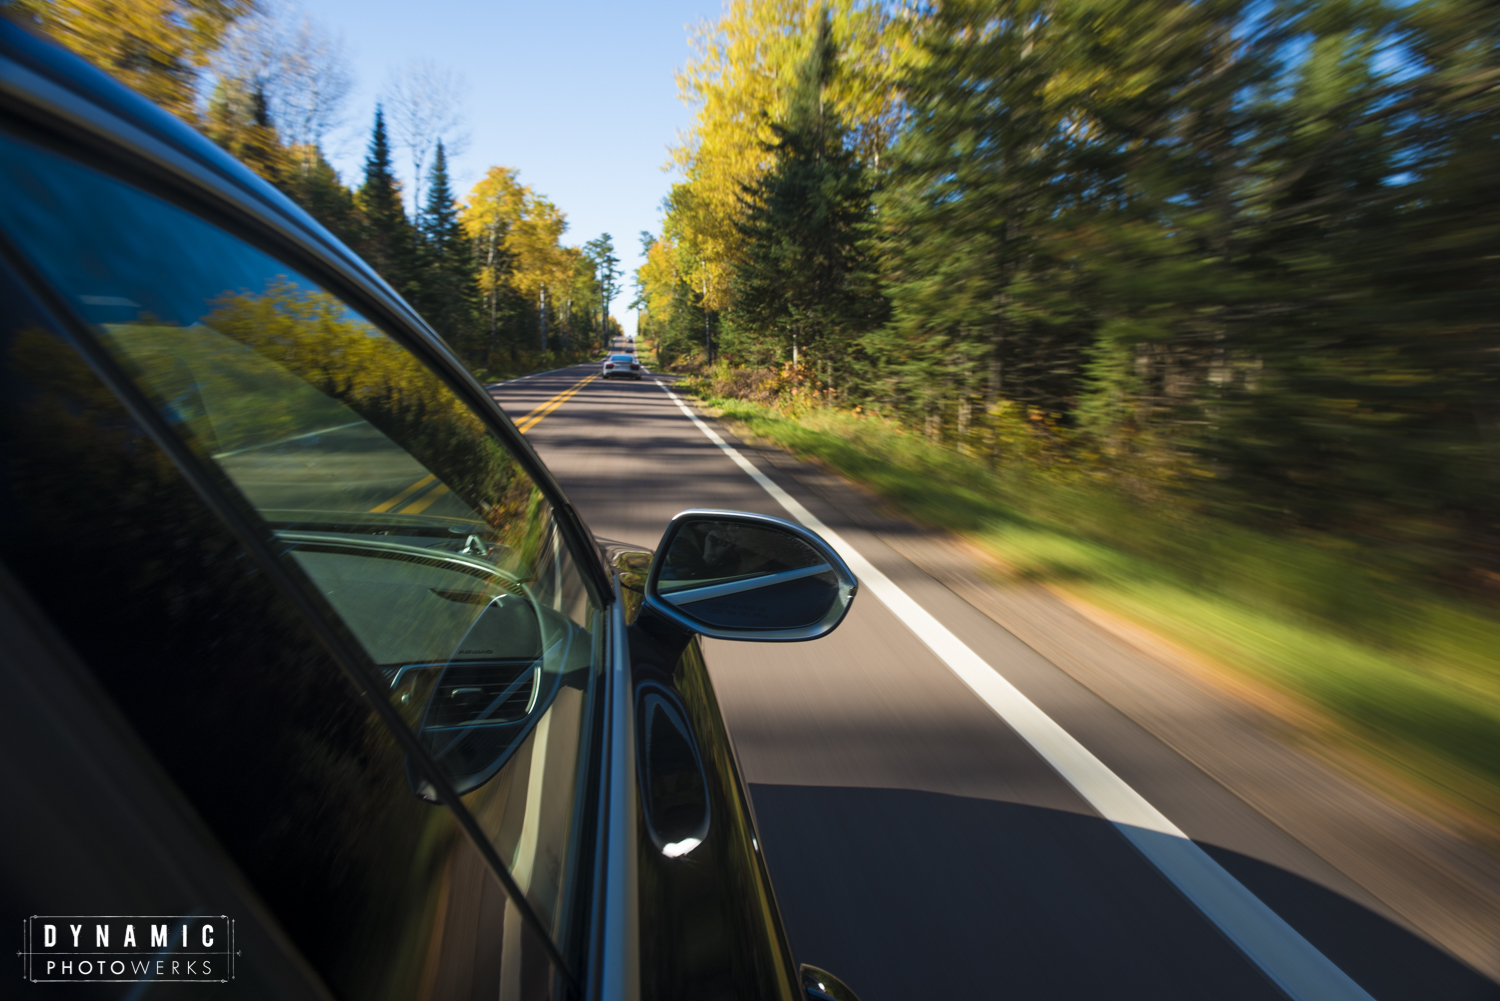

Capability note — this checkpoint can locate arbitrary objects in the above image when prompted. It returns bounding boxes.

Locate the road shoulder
[703,399,1500,983]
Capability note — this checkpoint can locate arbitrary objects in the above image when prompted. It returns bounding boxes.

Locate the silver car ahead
[602,353,644,380]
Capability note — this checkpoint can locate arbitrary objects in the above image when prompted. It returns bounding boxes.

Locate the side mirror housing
[642,510,857,642]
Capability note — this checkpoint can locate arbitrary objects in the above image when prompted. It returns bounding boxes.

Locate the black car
[0,19,861,1001]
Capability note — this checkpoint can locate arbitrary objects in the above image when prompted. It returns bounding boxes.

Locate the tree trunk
[539,286,548,352]
[486,227,499,356]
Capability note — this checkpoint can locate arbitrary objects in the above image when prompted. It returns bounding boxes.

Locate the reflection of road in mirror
[663,520,825,585]
[644,511,858,641]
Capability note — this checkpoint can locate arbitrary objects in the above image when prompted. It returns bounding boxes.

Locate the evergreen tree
[282,145,361,249]
[415,142,479,349]
[204,78,288,185]
[357,106,416,295]
[875,0,1103,427]
[730,9,881,376]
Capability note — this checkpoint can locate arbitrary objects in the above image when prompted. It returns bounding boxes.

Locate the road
[491,353,1498,1001]
[216,421,477,521]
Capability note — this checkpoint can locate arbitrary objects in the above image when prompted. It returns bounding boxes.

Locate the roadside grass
[695,392,1500,834]
[471,347,599,385]
[634,341,661,371]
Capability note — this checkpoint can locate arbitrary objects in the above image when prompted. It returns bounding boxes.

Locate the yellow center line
[370,473,437,513]
[365,373,595,515]
[401,483,451,515]
[514,374,597,433]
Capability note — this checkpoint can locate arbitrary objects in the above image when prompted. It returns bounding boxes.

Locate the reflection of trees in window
[1,325,470,1000]
[207,281,524,503]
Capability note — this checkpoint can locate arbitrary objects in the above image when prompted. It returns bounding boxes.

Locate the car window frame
[0,118,605,996]
[0,20,612,611]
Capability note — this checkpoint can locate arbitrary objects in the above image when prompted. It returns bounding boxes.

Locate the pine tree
[204,78,288,185]
[583,234,623,353]
[874,0,1093,427]
[282,145,361,250]
[357,106,415,295]
[414,142,479,349]
[730,9,881,376]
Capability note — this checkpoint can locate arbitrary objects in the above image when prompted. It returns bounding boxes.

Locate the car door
[0,119,610,1000]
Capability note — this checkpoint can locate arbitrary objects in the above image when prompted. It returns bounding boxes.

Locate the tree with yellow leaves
[462,166,588,356]
[668,0,911,313]
[635,234,682,341]
[8,0,254,121]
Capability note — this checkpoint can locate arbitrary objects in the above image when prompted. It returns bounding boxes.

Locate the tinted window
[0,132,603,982]
[0,255,566,998]
[0,264,313,1001]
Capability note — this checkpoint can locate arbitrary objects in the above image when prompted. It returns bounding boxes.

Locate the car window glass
[0,132,601,948]
[0,259,564,1000]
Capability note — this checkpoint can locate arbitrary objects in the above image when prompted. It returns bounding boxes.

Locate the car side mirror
[643,510,857,642]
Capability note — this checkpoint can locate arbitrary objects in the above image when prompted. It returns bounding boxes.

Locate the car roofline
[0,17,614,603]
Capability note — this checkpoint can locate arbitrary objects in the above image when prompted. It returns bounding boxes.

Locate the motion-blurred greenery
[647,0,1500,611]
[688,379,1500,830]
[647,0,1500,831]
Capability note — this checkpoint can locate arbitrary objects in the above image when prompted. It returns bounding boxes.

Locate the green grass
[470,347,601,384]
[696,392,1500,829]
[634,341,662,371]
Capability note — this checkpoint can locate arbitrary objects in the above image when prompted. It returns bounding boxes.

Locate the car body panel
[605,544,803,1001]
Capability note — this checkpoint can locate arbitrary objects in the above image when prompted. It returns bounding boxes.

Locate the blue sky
[298,0,725,335]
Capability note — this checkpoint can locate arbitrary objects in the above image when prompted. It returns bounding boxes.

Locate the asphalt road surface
[217,421,477,521]
[492,351,1498,1001]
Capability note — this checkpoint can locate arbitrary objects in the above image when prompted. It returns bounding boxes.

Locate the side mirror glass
[644,510,857,641]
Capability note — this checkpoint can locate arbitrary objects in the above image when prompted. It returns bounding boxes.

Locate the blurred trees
[10,0,615,374]
[7,0,254,118]
[732,10,881,371]
[655,0,1500,594]
[663,0,911,320]
[460,166,605,358]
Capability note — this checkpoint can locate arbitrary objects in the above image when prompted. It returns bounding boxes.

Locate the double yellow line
[369,473,450,515]
[513,373,597,434]
[368,372,597,514]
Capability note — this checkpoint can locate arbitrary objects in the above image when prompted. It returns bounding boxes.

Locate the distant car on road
[603,353,644,380]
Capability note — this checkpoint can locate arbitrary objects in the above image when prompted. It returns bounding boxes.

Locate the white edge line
[651,378,1372,1001]
[210,420,365,459]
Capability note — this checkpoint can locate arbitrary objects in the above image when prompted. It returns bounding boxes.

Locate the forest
[645,0,1499,605]
[642,0,1500,814]
[7,0,624,377]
